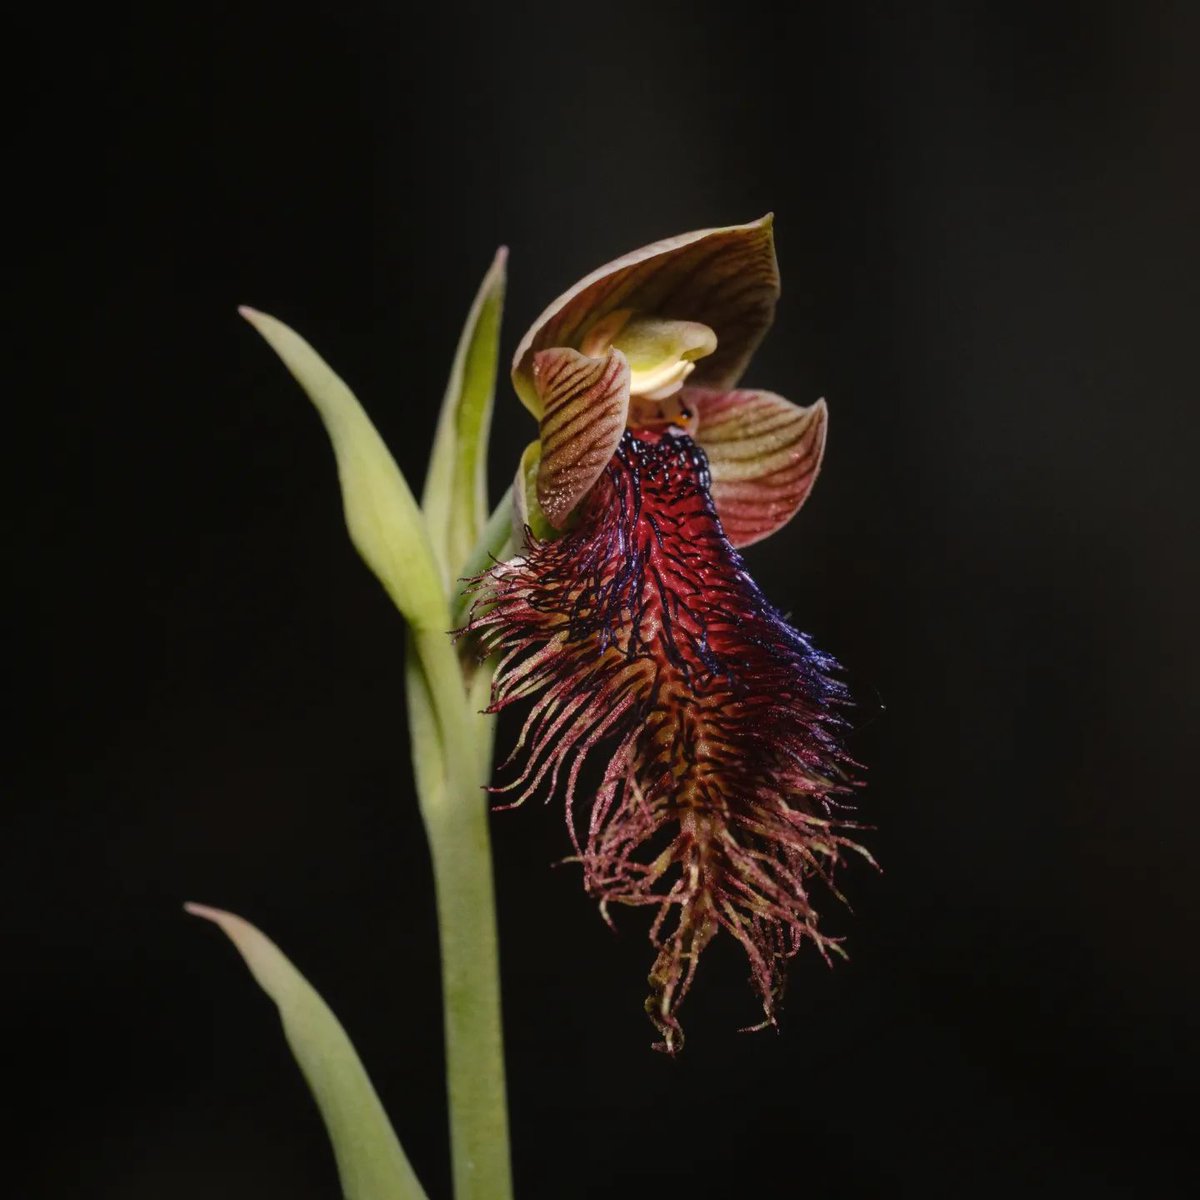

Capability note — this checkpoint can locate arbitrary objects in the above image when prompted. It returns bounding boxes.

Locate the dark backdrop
[12,2,1198,1196]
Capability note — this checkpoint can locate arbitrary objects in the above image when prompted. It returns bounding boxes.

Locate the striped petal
[533,346,630,528]
[689,388,828,548]
[513,216,779,416]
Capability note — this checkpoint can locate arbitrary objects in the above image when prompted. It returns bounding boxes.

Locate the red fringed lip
[469,428,871,1053]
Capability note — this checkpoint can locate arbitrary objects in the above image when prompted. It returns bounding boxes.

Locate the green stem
[406,625,512,1200]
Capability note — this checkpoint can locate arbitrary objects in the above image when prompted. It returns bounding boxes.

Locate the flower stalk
[395,244,515,1200]
[406,625,511,1200]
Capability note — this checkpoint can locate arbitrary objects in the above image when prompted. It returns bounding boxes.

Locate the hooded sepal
[513,216,779,415]
[688,388,828,547]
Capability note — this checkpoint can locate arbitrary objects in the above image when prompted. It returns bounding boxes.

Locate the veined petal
[689,388,828,548]
[469,430,865,1053]
[533,347,630,529]
[513,216,779,416]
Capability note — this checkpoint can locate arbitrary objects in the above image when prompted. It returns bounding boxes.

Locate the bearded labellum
[470,217,871,1053]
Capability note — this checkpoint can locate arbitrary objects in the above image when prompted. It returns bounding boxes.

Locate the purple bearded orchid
[468,216,871,1053]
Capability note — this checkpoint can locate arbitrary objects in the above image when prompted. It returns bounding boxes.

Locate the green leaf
[241,307,447,630]
[186,904,429,1200]
[422,249,507,588]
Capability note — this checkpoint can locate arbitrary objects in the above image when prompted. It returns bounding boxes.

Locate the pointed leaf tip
[422,252,508,586]
[188,903,429,1200]
[241,307,446,629]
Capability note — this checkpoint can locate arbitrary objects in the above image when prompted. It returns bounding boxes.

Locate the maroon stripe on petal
[532,347,630,528]
[689,387,828,547]
[512,218,780,414]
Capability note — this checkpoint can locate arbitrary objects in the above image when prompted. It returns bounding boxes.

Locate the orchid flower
[199,217,867,1200]
[470,216,871,1053]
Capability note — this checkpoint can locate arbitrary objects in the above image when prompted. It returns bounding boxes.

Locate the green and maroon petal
[532,346,630,528]
[510,439,556,543]
[688,388,828,548]
[512,216,779,416]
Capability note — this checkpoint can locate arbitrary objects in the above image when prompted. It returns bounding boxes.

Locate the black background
[12,2,1199,1197]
